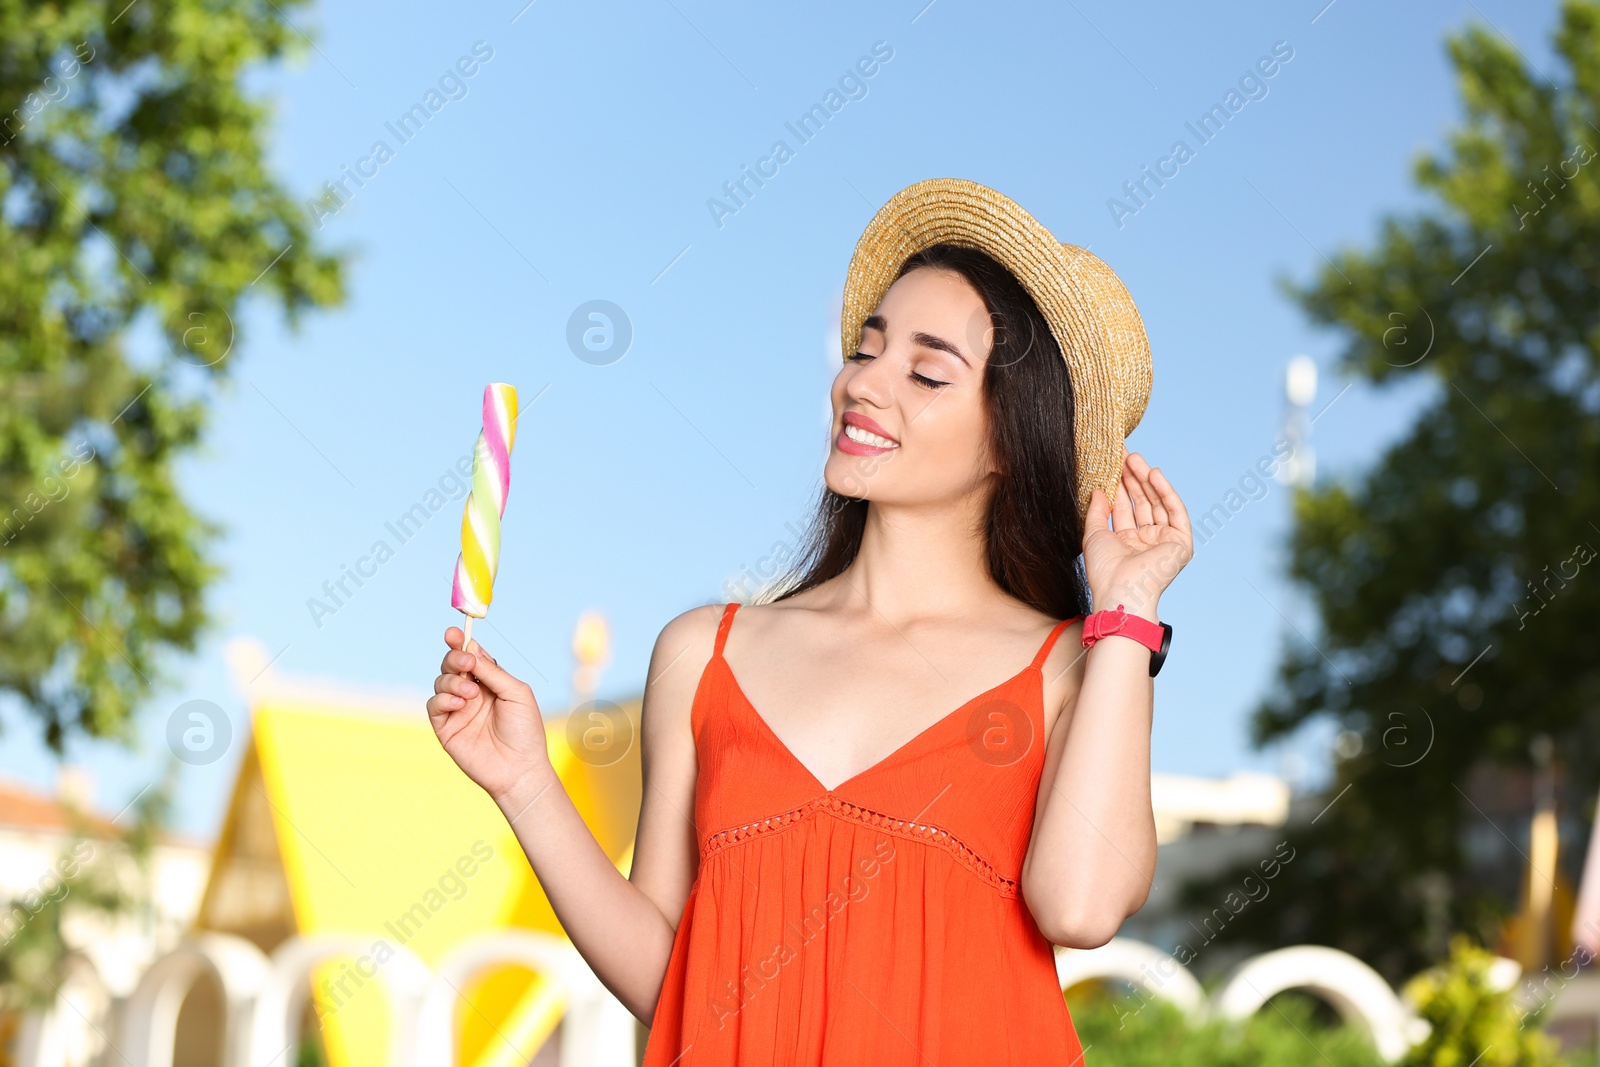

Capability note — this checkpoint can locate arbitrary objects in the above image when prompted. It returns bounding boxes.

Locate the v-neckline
[715,649,1046,795]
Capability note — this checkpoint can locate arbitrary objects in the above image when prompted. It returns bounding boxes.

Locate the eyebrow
[861,314,972,367]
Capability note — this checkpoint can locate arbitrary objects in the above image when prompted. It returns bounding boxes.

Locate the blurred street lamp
[1278,354,1317,489]
[571,609,611,709]
[1519,733,1558,972]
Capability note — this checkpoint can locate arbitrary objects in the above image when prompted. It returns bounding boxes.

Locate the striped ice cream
[451,382,518,618]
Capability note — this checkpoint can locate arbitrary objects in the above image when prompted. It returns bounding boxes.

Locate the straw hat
[839,177,1152,522]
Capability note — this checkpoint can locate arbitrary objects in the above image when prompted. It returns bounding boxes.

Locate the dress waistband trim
[702,794,1019,898]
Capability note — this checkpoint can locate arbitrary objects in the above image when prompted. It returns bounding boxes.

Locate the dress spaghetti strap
[1030,614,1085,670]
[713,601,739,658]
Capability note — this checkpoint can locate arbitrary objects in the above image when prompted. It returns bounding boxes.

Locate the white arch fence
[1055,939,1436,1061]
[11,931,635,1067]
[10,934,1538,1066]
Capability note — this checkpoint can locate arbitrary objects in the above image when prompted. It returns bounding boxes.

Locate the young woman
[428,178,1192,1063]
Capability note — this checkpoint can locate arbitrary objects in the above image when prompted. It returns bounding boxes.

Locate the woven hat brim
[839,178,1152,522]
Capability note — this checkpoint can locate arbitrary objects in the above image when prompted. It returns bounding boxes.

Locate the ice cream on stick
[451,382,518,651]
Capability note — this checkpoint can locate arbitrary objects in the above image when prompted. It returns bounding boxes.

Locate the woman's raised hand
[1081,446,1193,620]
[428,627,553,803]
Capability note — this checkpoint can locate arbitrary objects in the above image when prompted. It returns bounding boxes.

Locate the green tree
[1,0,344,750]
[1187,1,1600,982]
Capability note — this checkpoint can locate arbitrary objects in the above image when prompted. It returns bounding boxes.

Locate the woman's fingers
[459,644,530,701]
[1109,470,1137,532]
[1083,486,1112,546]
[1125,452,1168,529]
[434,673,480,699]
[427,692,464,715]
[441,627,491,676]
[1121,459,1155,528]
[440,628,531,704]
[442,628,471,674]
[1148,466,1192,544]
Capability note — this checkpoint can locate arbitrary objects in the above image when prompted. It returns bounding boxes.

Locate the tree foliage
[1401,935,1572,1067]
[1189,1,1600,982]
[0,0,344,749]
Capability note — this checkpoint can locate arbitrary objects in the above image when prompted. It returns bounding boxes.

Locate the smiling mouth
[842,423,899,449]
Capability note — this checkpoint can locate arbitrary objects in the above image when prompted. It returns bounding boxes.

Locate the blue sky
[1,0,1569,836]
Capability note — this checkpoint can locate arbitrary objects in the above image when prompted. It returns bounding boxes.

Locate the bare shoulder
[715,591,814,640]
[1039,615,1087,737]
[652,601,726,664]
[641,602,726,733]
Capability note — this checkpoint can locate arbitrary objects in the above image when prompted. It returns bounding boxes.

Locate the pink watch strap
[1080,603,1165,651]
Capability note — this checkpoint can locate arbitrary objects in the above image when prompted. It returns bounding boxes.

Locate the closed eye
[852,351,950,390]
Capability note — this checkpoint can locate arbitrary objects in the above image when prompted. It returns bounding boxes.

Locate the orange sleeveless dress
[641,602,1088,1065]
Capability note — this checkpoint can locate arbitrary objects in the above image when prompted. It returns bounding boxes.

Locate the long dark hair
[763,243,1091,621]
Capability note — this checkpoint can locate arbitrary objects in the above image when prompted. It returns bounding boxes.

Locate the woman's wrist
[1088,589,1162,624]
[491,762,563,821]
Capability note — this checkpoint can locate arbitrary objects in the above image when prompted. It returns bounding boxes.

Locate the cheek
[914,391,987,459]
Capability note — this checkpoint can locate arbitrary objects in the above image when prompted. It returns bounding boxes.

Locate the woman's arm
[427,603,718,1022]
[1020,450,1189,948]
[1020,610,1158,948]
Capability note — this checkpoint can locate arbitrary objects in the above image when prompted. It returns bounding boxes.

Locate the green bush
[1399,935,1572,1067]
[1068,986,1387,1067]
[1066,934,1579,1066]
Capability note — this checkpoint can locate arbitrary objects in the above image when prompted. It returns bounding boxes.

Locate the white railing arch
[12,951,110,1067]
[1055,936,1207,1016]
[14,935,1467,1066]
[1057,939,1437,1062]
[416,931,634,1067]
[116,932,270,1067]
[1211,945,1432,1060]
[247,935,431,1067]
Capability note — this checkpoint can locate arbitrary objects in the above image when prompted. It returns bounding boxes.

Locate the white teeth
[844,423,897,448]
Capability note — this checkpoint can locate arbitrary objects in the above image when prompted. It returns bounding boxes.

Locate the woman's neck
[833,491,1001,622]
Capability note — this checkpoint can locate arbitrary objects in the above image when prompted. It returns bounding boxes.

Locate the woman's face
[824,266,999,506]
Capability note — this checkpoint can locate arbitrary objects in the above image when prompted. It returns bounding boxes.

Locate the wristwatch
[1080,603,1173,678]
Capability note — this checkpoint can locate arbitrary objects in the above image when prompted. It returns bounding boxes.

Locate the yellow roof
[198,692,641,1067]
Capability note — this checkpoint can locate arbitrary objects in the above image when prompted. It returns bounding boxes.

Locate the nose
[843,350,893,409]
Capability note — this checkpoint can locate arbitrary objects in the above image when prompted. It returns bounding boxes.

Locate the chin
[822,452,889,501]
